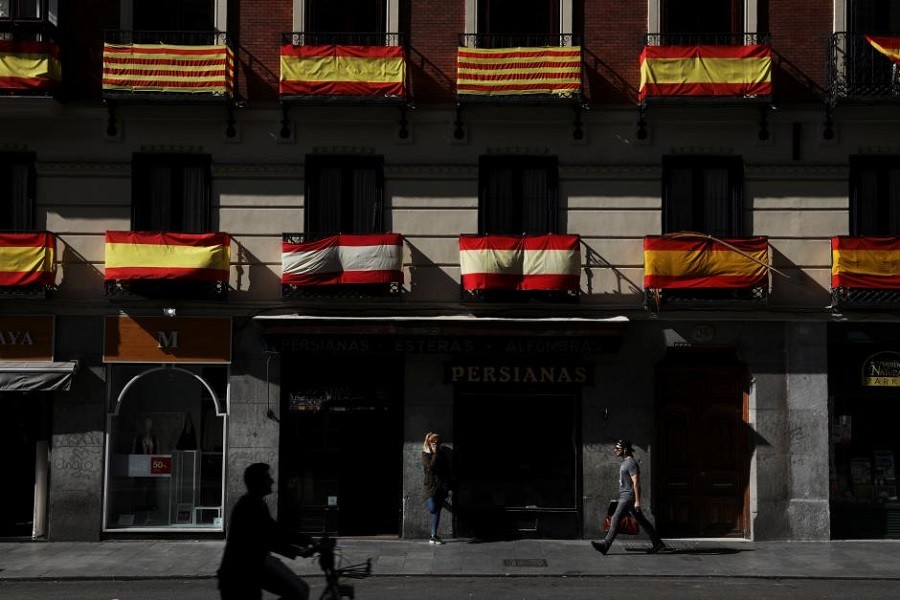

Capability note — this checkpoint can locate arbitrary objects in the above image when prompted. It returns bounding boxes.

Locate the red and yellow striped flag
[832,236,900,289]
[865,35,900,65]
[102,43,234,95]
[280,45,406,97]
[0,232,55,286]
[459,234,580,291]
[639,44,772,100]
[643,236,769,289]
[0,41,61,91]
[456,46,581,96]
[104,231,230,282]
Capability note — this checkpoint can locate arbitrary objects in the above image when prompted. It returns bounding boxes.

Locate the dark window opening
[663,156,743,237]
[0,0,45,21]
[132,154,212,233]
[849,0,900,35]
[478,0,559,36]
[306,0,385,33]
[133,0,214,31]
[479,156,558,235]
[850,156,900,236]
[305,155,384,239]
[0,152,35,231]
[663,0,743,34]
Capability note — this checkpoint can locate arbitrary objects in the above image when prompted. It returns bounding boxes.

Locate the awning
[0,361,78,392]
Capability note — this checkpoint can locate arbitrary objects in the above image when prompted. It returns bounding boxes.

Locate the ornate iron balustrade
[832,287,900,310]
[0,19,57,42]
[281,32,404,47]
[645,286,768,310]
[105,30,230,46]
[829,32,900,102]
[643,32,770,46]
[458,33,580,49]
[105,279,228,300]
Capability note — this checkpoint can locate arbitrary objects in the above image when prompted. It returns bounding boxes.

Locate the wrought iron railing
[282,32,404,46]
[459,33,580,48]
[104,30,230,47]
[643,32,770,46]
[829,32,900,102]
[832,287,900,310]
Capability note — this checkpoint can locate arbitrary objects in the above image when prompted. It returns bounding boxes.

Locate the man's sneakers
[646,540,668,554]
[590,540,609,555]
[429,536,444,545]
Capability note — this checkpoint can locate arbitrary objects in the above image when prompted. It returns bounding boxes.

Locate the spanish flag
[459,234,580,291]
[639,44,772,100]
[102,43,234,95]
[104,231,231,282]
[0,41,61,91]
[456,46,582,96]
[282,234,404,286]
[280,45,406,97]
[865,35,900,65]
[644,236,769,289]
[0,232,55,287]
[832,236,900,290]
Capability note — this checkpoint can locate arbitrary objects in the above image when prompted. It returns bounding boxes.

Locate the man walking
[591,438,667,555]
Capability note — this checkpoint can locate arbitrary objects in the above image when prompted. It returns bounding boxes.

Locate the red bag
[603,500,640,535]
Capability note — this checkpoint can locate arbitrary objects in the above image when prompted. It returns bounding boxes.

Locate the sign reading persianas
[279,45,406,97]
[0,40,61,91]
[639,44,772,100]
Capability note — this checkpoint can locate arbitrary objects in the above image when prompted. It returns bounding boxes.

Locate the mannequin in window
[133,417,158,454]
[132,417,159,517]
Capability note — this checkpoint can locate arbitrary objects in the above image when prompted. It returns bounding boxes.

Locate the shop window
[479,156,558,235]
[131,154,211,233]
[850,156,900,236]
[662,0,743,34]
[0,152,35,231]
[304,155,384,239]
[662,156,743,237]
[104,365,227,531]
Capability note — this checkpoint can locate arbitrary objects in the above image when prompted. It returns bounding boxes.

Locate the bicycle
[308,535,372,600]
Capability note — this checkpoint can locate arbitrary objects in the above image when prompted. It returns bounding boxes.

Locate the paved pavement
[1,538,899,581]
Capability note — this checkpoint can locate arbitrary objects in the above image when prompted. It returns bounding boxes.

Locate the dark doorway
[663,0,743,34]
[279,353,402,536]
[0,392,50,537]
[454,390,580,539]
[655,353,750,537]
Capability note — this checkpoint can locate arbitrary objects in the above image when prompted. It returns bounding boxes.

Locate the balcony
[459,234,580,302]
[643,235,770,309]
[830,32,900,103]
[102,31,235,102]
[640,33,772,103]
[456,34,582,104]
[282,233,404,299]
[0,15,60,95]
[831,236,900,309]
[0,231,56,298]
[104,231,230,300]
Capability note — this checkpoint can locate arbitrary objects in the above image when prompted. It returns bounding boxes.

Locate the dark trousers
[604,493,663,547]
[220,555,309,600]
[425,492,445,537]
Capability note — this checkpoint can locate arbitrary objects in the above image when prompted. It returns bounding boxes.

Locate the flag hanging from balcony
[832,236,900,289]
[104,232,231,282]
[639,44,772,100]
[279,45,406,97]
[643,235,769,289]
[456,47,582,96]
[0,232,55,287]
[865,35,900,65]
[0,41,61,91]
[282,234,404,286]
[459,234,581,291]
[102,43,235,95]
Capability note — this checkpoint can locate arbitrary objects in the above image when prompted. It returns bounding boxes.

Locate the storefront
[102,315,230,533]
[829,323,900,539]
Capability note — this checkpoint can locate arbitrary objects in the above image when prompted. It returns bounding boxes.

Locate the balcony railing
[830,32,900,102]
[831,235,900,309]
[459,33,580,49]
[643,235,770,308]
[281,32,404,47]
[644,32,770,46]
[0,231,56,298]
[282,233,404,299]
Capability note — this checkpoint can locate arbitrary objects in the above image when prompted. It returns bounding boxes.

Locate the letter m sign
[157,331,179,349]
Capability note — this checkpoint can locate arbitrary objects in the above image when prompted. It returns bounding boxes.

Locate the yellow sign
[862,351,900,386]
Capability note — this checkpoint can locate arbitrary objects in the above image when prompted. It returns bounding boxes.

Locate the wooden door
[656,361,749,537]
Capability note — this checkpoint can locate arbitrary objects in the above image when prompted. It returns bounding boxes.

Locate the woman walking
[422,432,451,544]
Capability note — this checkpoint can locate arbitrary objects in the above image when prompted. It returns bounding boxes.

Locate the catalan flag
[644,236,769,289]
[102,43,234,95]
[280,45,406,97]
[282,234,404,286]
[639,44,772,100]
[0,41,61,91]
[0,232,55,287]
[456,46,582,96]
[865,35,900,65]
[459,234,580,291]
[104,231,231,282]
[832,236,900,290]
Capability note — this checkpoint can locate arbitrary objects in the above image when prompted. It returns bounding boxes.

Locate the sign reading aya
[862,351,900,387]
[0,315,55,361]
[103,316,231,363]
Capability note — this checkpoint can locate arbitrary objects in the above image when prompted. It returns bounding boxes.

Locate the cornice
[37,162,130,177]
[212,163,303,179]
[745,164,848,180]
[562,165,662,179]
[385,165,477,180]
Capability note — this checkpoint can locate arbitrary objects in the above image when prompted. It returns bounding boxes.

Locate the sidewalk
[1,538,899,581]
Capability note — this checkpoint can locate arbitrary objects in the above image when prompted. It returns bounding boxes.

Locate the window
[479,156,558,235]
[0,152,35,231]
[663,156,743,237]
[132,0,214,31]
[850,156,900,236]
[663,0,743,34]
[0,0,53,21]
[304,155,384,238]
[132,154,211,233]
[478,0,559,36]
[849,0,900,35]
[307,0,385,34]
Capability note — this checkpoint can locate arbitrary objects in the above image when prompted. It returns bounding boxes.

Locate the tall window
[307,0,385,33]
[850,156,900,236]
[663,0,743,34]
[304,155,384,238]
[479,156,558,235]
[0,152,35,231]
[663,156,743,237]
[850,0,900,34]
[132,0,214,31]
[478,0,559,35]
[0,0,54,21]
[132,154,211,233]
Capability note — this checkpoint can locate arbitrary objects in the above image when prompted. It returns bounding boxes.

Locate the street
[1,577,898,600]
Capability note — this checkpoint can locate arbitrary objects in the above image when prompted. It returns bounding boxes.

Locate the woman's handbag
[603,500,640,535]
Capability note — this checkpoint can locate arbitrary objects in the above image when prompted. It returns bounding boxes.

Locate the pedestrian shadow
[624,544,751,555]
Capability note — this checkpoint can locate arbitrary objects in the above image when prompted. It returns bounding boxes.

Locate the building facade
[0,0,898,542]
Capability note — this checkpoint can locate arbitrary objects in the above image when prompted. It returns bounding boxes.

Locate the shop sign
[271,334,617,355]
[0,315,54,361]
[862,351,900,386]
[445,364,593,385]
[103,316,231,363]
